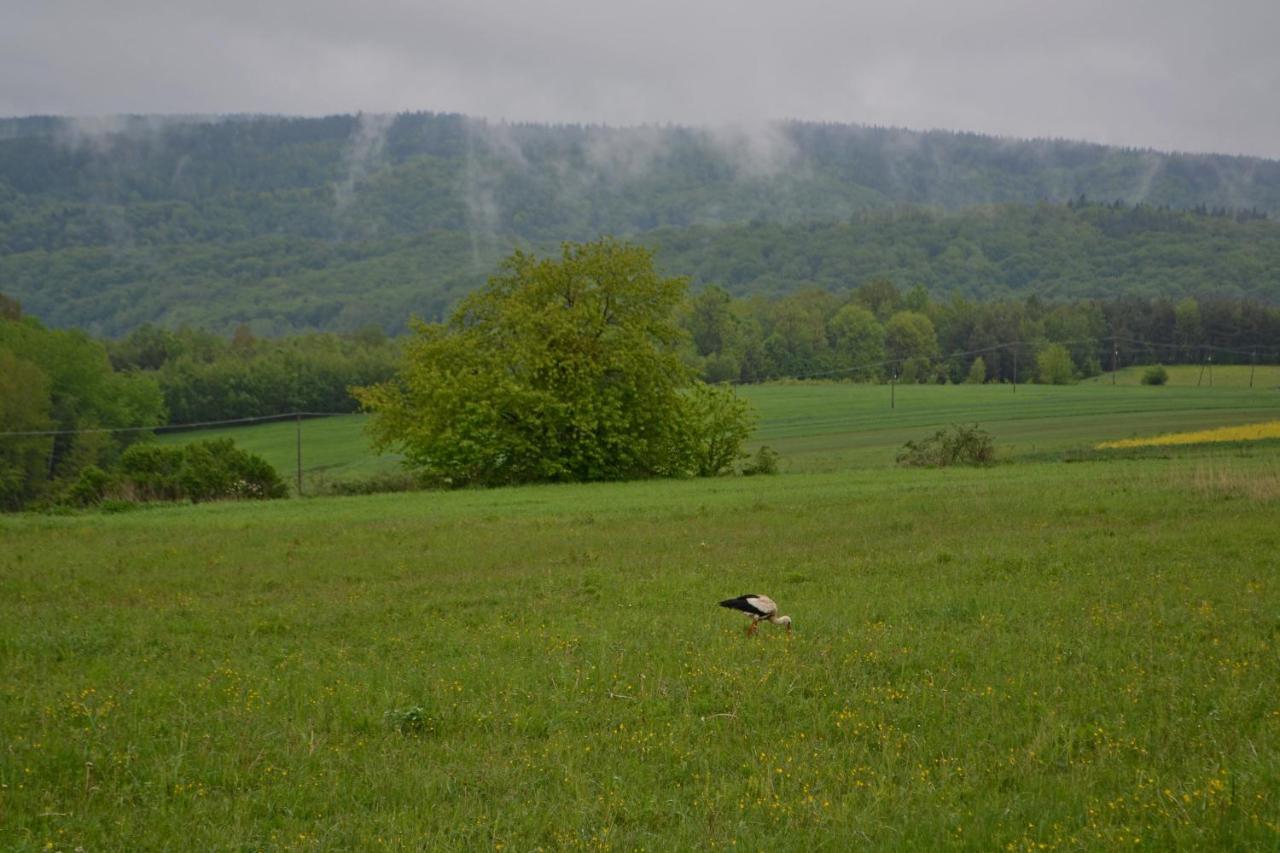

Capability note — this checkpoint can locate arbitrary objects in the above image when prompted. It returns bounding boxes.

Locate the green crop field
[1083,363,1280,388]
[4,383,1280,850]
[157,381,1280,489]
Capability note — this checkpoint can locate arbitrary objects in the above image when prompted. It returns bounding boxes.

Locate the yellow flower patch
[1097,420,1280,449]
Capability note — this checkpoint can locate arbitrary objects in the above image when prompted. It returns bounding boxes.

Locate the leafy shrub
[65,465,113,507]
[1141,364,1169,385]
[897,424,996,468]
[741,445,780,476]
[115,439,287,503]
[178,439,288,502]
[118,443,186,501]
[385,705,436,737]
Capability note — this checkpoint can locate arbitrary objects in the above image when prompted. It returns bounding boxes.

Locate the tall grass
[3,383,1279,849]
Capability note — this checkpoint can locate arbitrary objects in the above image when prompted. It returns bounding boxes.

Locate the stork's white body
[718,594,792,635]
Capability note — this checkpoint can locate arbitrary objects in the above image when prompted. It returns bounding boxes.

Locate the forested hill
[653,202,1280,304]
[2,112,1280,334]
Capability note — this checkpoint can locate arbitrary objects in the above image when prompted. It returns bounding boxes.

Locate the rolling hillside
[3,113,1280,335]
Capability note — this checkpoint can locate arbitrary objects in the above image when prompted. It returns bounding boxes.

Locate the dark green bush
[177,439,288,502]
[741,445,780,476]
[118,443,185,501]
[1141,364,1169,385]
[385,705,436,737]
[115,439,287,503]
[897,424,996,468]
[65,465,113,507]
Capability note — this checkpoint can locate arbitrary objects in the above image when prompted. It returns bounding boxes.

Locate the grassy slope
[3,384,1280,850]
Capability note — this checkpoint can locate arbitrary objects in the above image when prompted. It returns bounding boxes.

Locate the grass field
[1083,363,1280,388]
[158,380,1280,488]
[4,382,1280,850]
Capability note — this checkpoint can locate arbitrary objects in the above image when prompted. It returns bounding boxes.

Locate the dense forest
[2,113,1280,336]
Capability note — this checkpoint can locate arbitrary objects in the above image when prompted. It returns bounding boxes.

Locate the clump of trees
[356,240,756,487]
[0,301,166,510]
[1,296,340,511]
[107,324,401,423]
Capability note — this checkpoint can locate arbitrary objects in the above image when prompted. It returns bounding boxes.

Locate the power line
[0,411,357,439]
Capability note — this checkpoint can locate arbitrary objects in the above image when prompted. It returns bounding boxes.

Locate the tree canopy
[355,239,754,487]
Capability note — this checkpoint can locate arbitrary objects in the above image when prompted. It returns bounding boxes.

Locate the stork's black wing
[719,595,769,617]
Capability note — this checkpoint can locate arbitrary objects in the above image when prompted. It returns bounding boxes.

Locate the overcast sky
[3,0,1278,159]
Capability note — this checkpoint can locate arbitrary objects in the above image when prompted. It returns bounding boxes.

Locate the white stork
[719,594,792,635]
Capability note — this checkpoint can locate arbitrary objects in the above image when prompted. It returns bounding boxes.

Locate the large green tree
[356,240,754,487]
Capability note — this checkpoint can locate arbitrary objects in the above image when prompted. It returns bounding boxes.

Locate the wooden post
[295,413,303,497]
[1012,348,1017,392]
[890,372,896,410]
[1250,351,1256,389]
[1111,341,1118,385]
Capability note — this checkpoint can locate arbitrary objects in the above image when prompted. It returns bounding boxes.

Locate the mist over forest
[3,112,1280,335]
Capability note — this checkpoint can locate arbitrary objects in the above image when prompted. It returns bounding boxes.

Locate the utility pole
[1197,351,1206,387]
[890,372,896,410]
[1207,352,1213,387]
[295,412,303,497]
[1111,340,1118,385]
[1250,350,1256,389]
[1012,348,1017,393]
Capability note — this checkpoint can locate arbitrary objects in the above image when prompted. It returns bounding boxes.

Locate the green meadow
[4,382,1280,850]
[1083,363,1280,389]
[158,377,1280,487]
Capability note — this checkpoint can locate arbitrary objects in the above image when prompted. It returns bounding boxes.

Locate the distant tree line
[680,284,1280,385]
[2,282,1277,511]
[106,323,402,423]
